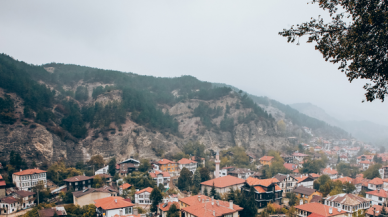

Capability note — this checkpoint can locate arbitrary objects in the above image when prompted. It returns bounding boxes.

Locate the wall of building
[74,192,111,207]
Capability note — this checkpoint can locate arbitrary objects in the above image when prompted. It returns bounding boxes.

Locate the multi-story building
[368,178,383,191]
[201,175,245,195]
[228,168,254,180]
[340,155,349,163]
[379,166,388,179]
[274,174,298,195]
[12,169,47,191]
[13,190,36,209]
[294,175,315,189]
[281,154,293,163]
[293,186,322,204]
[0,175,6,197]
[243,177,283,209]
[117,159,140,176]
[95,196,134,217]
[135,187,153,205]
[324,193,371,217]
[260,156,274,166]
[215,166,235,178]
[359,161,372,170]
[295,202,347,217]
[321,167,339,179]
[365,205,388,217]
[177,158,197,174]
[149,171,170,189]
[366,189,387,206]
[64,175,93,191]
[157,202,180,217]
[156,159,179,176]
[357,155,374,164]
[0,196,19,215]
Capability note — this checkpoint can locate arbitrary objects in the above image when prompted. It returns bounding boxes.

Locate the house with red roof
[293,153,309,162]
[333,177,353,184]
[119,183,132,195]
[359,161,372,170]
[180,195,243,217]
[149,171,170,189]
[324,193,371,216]
[260,156,274,166]
[352,177,370,193]
[368,178,383,191]
[0,196,18,214]
[201,175,245,195]
[177,158,198,174]
[157,201,180,217]
[357,155,374,164]
[340,155,349,163]
[314,146,322,152]
[365,205,388,217]
[117,159,140,176]
[243,177,283,208]
[295,202,347,217]
[379,165,388,179]
[366,189,388,206]
[155,159,179,176]
[321,167,338,179]
[64,175,93,192]
[95,196,134,217]
[293,174,315,189]
[12,168,47,191]
[134,187,153,205]
[284,163,298,171]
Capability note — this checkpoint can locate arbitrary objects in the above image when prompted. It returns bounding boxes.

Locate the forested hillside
[0,54,349,165]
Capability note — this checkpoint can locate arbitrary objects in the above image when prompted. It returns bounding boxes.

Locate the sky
[1,1,387,126]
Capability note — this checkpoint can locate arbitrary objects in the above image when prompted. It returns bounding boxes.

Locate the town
[0,137,387,217]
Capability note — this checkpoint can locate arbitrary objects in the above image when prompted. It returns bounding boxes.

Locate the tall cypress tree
[210,182,217,198]
[241,186,257,217]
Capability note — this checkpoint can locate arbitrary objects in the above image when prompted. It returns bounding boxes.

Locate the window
[379,197,383,201]
[224,214,233,217]
[125,207,132,214]
[140,200,144,203]
[368,194,372,198]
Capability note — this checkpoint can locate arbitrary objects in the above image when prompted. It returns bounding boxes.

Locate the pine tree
[210,182,217,198]
[193,169,201,189]
[241,186,257,217]
[227,187,235,201]
[150,188,163,213]
[108,157,116,176]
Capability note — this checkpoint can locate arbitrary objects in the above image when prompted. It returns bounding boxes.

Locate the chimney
[212,196,214,201]
[229,200,233,209]
[202,199,205,203]
[198,196,201,202]
[216,200,219,206]
[133,209,138,215]
[213,210,216,216]
[20,169,22,172]
[329,208,333,214]
[115,199,117,203]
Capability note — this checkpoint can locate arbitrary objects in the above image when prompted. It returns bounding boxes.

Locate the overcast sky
[1,1,387,126]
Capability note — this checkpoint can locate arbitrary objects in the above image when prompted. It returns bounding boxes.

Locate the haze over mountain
[290,103,388,145]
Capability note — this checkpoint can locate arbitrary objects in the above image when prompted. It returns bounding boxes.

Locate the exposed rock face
[0,90,291,166]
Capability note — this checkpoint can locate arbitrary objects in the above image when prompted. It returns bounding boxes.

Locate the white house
[274,174,298,195]
[294,175,315,189]
[314,146,322,152]
[366,189,388,206]
[12,169,47,191]
[177,158,197,174]
[215,166,234,178]
[135,187,153,205]
[340,155,349,163]
[0,196,19,215]
[13,190,36,209]
[368,178,383,191]
[149,171,170,189]
[324,193,371,215]
[95,165,109,175]
[360,161,372,170]
[227,168,253,180]
[357,155,374,164]
[379,166,388,179]
[95,196,134,217]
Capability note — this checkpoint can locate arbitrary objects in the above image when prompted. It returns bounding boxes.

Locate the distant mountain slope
[290,103,388,144]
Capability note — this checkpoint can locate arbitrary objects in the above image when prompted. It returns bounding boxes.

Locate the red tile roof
[357,155,374,159]
[135,187,153,195]
[120,183,132,190]
[284,163,297,171]
[295,202,347,217]
[260,156,274,161]
[149,171,170,178]
[359,160,372,164]
[369,177,383,185]
[366,205,388,216]
[181,200,242,217]
[0,180,6,187]
[158,202,180,212]
[334,177,353,184]
[13,169,46,176]
[367,189,388,197]
[322,167,338,175]
[201,175,245,188]
[293,168,300,173]
[310,173,320,178]
[178,158,197,164]
[157,159,176,165]
[94,196,134,210]
[293,153,309,157]
[179,195,210,206]
[246,177,279,187]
